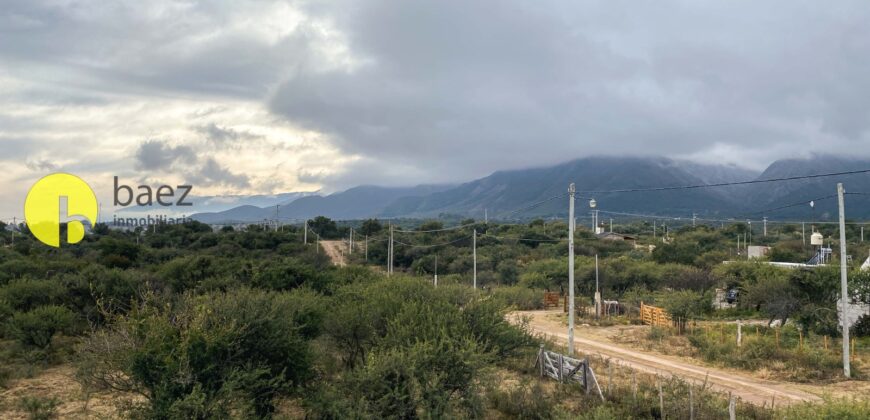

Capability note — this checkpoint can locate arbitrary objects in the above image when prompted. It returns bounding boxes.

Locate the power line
[393,222,476,233]
[497,193,568,219]
[482,233,565,242]
[393,236,472,248]
[576,168,870,194]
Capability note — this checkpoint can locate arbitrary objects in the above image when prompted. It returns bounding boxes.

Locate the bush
[77,288,313,418]
[492,286,544,310]
[252,258,324,291]
[17,395,60,420]
[6,305,76,349]
[0,278,67,312]
[488,380,557,419]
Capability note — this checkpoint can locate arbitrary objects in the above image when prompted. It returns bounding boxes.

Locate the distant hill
[381,157,757,219]
[739,155,870,221]
[190,155,870,223]
[117,191,317,220]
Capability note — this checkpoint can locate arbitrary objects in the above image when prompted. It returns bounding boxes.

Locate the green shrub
[0,278,67,312]
[7,305,76,349]
[77,288,313,418]
[492,286,545,310]
[252,258,324,291]
[488,380,557,419]
[17,395,60,420]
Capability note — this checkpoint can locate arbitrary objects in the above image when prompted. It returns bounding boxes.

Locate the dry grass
[0,365,142,419]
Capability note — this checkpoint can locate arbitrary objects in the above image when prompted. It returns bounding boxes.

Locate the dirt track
[319,240,346,266]
[511,310,824,406]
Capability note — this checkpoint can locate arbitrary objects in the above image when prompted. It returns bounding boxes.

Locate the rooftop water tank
[811,232,824,246]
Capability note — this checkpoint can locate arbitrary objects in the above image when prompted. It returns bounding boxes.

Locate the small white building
[748,245,770,259]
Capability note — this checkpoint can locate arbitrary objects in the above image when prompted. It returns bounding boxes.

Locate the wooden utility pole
[837,183,851,378]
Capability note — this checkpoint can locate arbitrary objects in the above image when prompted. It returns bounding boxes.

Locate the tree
[743,275,801,326]
[358,219,383,236]
[308,216,339,238]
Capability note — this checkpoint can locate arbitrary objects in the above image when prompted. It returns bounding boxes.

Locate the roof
[596,232,637,240]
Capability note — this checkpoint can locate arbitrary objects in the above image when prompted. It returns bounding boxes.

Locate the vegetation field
[1,217,869,418]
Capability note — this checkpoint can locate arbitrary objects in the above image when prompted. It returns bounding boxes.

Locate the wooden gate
[640,302,671,327]
[534,346,603,399]
[543,292,561,309]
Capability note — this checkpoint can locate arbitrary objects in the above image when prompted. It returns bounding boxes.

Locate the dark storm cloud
[270,0,870,185]
[2,0,870,193]
[134,140,197,171]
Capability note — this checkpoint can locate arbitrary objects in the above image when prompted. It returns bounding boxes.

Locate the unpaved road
[511,310,824,406]
[320,240,346,266]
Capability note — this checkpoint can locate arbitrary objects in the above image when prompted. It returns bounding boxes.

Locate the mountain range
[189,155,870,223]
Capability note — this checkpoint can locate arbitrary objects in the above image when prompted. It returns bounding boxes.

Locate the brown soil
[509,310,852,406]
[319,240,346,266]
[0,365,141,419]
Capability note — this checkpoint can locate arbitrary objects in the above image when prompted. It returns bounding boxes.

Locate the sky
[2,0,870,220]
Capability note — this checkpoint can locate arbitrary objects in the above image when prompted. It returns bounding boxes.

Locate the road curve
[510,310,822,406]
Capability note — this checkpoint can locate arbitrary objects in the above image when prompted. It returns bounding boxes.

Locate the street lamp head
[589,198,597,209]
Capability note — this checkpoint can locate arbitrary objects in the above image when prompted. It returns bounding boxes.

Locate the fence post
[607,362,612,395]
[657,378,664,418]
[728,395,736,420]
[538,344,544,377]
[775,328,780,350]
[583,357,590,394]
[799,329,804,351]
[558,354,564,382]
[737,319,742,348]
[689,384,695,420]
[631,369,637,401]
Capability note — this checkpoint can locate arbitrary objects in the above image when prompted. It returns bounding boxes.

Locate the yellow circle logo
[24,173,98,247]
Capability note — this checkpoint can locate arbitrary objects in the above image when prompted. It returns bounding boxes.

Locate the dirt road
[511,310,823,406]
[319,240,346,266]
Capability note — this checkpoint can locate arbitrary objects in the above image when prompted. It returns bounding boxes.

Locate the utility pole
[567,183,576,355]
[387,222,393,276]
[11,217,15,246]
[473,229,477,289]
[434,254,438,287]
[594,254,601,318]
[609,218,613,233]
[837,183,851,378]
[349,228,353,255]
[763,217,768,237]
[275,205,279,232]
[484,208,488,224]
[802,222,806,246]
[365,235,368,261]
[747,221,752,246]
[693,213,697,228]
[737,235,740,255]
[862,226,864,243]
[304,220,308,245]
[653,220,656,239]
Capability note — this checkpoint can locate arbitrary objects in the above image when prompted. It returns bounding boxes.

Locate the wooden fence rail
[534,345,604,400]
[640,301,671,328]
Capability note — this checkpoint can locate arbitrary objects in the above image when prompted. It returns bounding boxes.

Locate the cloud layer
[1,0,870,219]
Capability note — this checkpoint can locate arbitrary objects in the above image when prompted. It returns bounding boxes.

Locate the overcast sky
[2,0,870,220]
